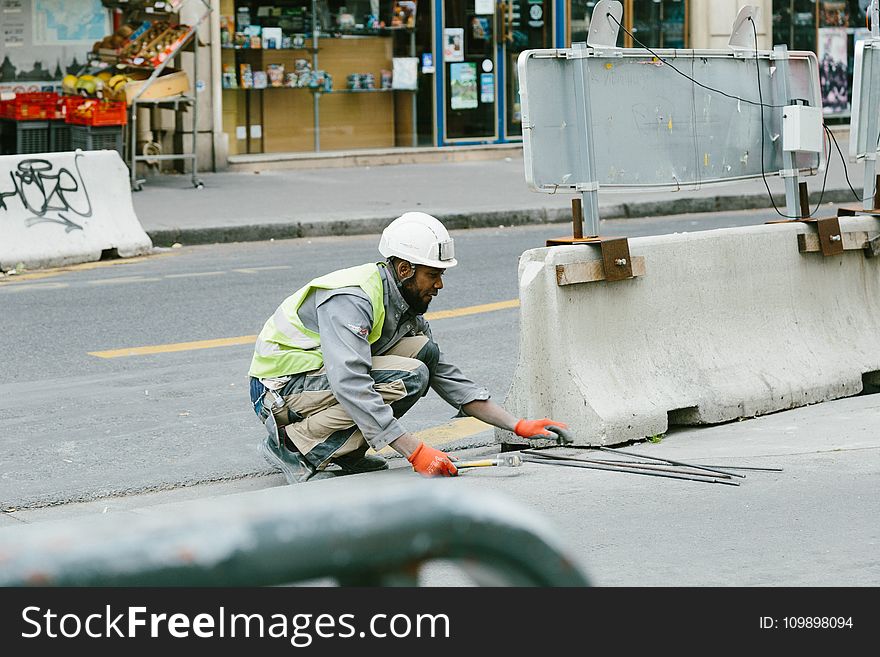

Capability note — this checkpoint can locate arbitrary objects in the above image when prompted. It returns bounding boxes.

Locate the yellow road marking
[165,271,225,279]
[0,253,173,284]
[89,276,163,285]
[234,266,293,274]
[89,335,258,358]
[375,417,492,455]
[89,298,521,359]
[425,298,519,320]
[0,282,69,293]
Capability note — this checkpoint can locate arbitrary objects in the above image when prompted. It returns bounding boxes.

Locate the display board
[849,38,880,160]
[519,47,823,193]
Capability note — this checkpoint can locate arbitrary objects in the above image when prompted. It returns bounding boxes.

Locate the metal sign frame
[519,44,823,235]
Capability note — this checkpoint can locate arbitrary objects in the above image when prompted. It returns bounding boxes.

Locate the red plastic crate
[0,92,59,121]
[60,95,89,120]
[65,98,128,126]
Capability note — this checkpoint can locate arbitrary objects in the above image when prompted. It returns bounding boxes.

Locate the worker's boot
[331,447,388,474]
[260,414,334,484]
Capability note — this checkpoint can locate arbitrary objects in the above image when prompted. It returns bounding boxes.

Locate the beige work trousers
[270,335,432,469]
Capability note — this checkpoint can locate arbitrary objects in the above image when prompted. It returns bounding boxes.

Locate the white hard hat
[378,212,458,268]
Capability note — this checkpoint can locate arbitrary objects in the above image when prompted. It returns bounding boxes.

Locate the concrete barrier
[0,149,152,271]
[496,216,880,447]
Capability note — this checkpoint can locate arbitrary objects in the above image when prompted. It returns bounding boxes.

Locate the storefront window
[774,0,871,119]
[569,0,687,48]
[220,0,432,154]
[630,0,686,48]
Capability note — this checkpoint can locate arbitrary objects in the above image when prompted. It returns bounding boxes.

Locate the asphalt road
[0,207,792,509]
[1,206,878,589]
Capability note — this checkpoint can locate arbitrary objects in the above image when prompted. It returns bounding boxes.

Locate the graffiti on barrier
[0,154,92,232]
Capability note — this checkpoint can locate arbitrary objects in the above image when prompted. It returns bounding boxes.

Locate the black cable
[825,123,870,203]
[750,17,829,219]
[605,12,786,109]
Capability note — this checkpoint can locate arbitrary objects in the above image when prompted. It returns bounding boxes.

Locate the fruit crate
[0,118,50,155]
[65,98,128,126]
[0,92,59,121]
[48,120,70,152]
[59,95,88,118]
[69,124,124,157]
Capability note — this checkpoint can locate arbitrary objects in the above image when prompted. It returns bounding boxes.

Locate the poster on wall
[32,0,109,45]
[443,27,464,62]
[480,72,494,103]
[450,61,477,110]
[0,0,109,91]
[818,27,849,114]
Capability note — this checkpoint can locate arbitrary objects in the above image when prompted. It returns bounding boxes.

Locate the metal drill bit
[456,453,523,469]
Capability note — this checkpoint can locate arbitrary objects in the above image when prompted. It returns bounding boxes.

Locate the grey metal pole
[130,103,137,190]
[411,29,417,147]
[861,53,877,210]
[192,29,199,187]
[312,0,320,152]
[772,44,801,218]
[571,43,600,236]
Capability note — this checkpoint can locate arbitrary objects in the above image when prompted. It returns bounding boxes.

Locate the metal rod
[586,458,782,472]
[520,455,739,486]
[547,447,781,471]
[799,181,809,218]
[597,446,745,479]
[522,450,732,479]
[571,197,584,239]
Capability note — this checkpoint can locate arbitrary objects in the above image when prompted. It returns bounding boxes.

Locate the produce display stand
[95,0,211,191]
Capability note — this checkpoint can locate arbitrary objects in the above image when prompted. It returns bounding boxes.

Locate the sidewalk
[2,393,878,586]
[131,128,870,248]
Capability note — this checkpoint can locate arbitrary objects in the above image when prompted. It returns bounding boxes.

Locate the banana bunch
[107,74,131,93]
[62,71,131,99]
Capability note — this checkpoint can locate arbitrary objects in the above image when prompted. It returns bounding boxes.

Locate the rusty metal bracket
[547,236,638,283]
[545,198,637,283]
[836,206,880,218]
[814,216,844,256]
[600,237,634,281]
[768,216,843,256]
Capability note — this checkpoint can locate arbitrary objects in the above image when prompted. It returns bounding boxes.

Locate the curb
[145,188,862,248]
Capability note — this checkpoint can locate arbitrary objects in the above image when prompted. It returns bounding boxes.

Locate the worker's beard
[400,277,433,314]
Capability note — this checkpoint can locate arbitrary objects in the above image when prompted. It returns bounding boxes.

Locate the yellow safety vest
[248,263,386,378]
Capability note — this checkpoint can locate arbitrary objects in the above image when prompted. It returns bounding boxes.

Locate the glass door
[500,0,552,139]
[442,0,497,141]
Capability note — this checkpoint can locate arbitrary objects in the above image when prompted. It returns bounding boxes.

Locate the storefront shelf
[332,89,395,94]
[223,46,319,53]
[229,88,395,93]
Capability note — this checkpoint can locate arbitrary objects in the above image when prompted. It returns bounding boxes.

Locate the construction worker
[248,212,567,483]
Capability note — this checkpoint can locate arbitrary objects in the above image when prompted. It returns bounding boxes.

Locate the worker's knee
[410,361,431,396]
[415,338,440,373]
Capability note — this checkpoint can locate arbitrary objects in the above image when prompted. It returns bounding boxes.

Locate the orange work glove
[408,442,458,477]
[514,418,569,439]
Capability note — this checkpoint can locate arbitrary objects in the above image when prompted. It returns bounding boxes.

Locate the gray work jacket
[268,263,489,450]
